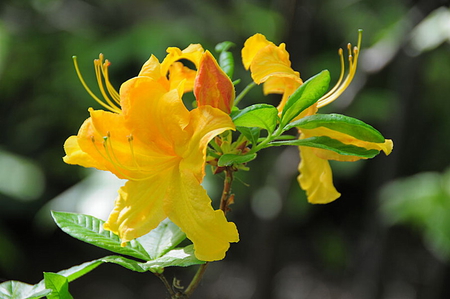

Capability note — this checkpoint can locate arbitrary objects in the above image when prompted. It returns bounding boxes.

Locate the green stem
[155,273,176,297]
[234,82,256,106]
[181,167,235,298]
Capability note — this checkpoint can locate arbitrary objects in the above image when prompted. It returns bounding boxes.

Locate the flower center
[317,30,362,108]
[73,54,121,113]
[90,132,153,181]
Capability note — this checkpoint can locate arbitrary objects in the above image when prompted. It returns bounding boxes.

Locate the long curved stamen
[72,55,121,114]
[98,56,121,105]
[317,30,362,108]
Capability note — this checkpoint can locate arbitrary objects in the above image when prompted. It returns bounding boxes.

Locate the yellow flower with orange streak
[242,33,393,204]
[63,45,238,261]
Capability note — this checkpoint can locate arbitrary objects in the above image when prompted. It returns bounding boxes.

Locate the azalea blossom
[63,46,239,261]
[242,33,393,204]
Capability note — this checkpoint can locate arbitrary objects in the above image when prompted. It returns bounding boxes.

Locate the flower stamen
[317,30,362,108]
[90,134,150,181]
[73,55,121,114]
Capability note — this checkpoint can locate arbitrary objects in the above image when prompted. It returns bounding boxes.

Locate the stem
[181,167,235,298]
[234,82,256,106]
[155,273,175,297]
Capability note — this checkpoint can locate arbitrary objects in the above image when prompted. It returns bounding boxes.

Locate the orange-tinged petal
[164,166,239,261]
[104,178,168,245]
[242,33,274,70]
[194,51,235,114]
[120,77,190,153]
[180,105,235,181]
[298,146,341,204]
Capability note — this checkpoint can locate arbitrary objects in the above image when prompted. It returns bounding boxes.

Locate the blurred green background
[1,0,450,298]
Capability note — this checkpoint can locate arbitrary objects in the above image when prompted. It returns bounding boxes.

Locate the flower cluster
[64,32,392,261]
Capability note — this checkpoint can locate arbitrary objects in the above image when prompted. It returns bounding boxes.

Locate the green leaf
[232,104,278,132]
[0,280,50,299]
[236,126,260,146]
[280,70,330,128]
[218,153,257,167]
[215,41,235,79]
[136,218,186,260]
[43,273,73,299]
[98,256,147,272]
[51,211,151,261]
[55,260,103,282]
[285,114,385,143]
[142,245,205,274]
[269,136,380,158]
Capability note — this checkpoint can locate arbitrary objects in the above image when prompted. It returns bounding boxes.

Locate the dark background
[1,0,450,298]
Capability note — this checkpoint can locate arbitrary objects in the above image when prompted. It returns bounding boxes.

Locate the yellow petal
[63,135,107,170]
[180,105,235,181]
[164,166,239,261]
[104,179,168,244]
[120,77,190,153]
[242,33,275,70]
[298,146,341,204]
[160,44,204,78]
[301,127,394,161]
[249,43,301,85]
[168,62,198,92]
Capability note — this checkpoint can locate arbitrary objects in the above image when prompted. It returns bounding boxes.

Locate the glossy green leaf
[269,136,380,158]
[51,211,150,261]
[280,70,330,128]
[136,218,186,260]
[215,41,235,79]
[0,280,50,299]
[142,245,205,274]
[43,273,73,299]
[285,114,385,143]
[218,153,257,167]
[236,126,260,146]
[232,104,278,132]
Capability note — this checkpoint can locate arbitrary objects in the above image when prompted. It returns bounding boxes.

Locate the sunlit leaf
[285,114,385,143]
[51,211,150,261]
[280,70,330,128]
[232,104,278,132]
[0,280,50,299]
[141,245,205,274]
[43,273,73,299]
[269,136,379,158]
[136,218,186,260]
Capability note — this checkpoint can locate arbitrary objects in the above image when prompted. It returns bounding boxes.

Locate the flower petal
[63,135,107,170]
[301,127,394,160]
[164,166,239,261]
[180,105,235,181]
[120,77,190,153]
[104,179,168,245]
[242,33,274,70]
[194,51,235,114]
[168,62,198,92]
[160,44,204,78]
[298,146,341,204]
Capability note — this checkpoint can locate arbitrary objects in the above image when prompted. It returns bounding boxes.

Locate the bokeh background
[1,0,450,298]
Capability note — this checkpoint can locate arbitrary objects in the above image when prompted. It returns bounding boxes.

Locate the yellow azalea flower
[242,32,393,204]
[64,47,239,261]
